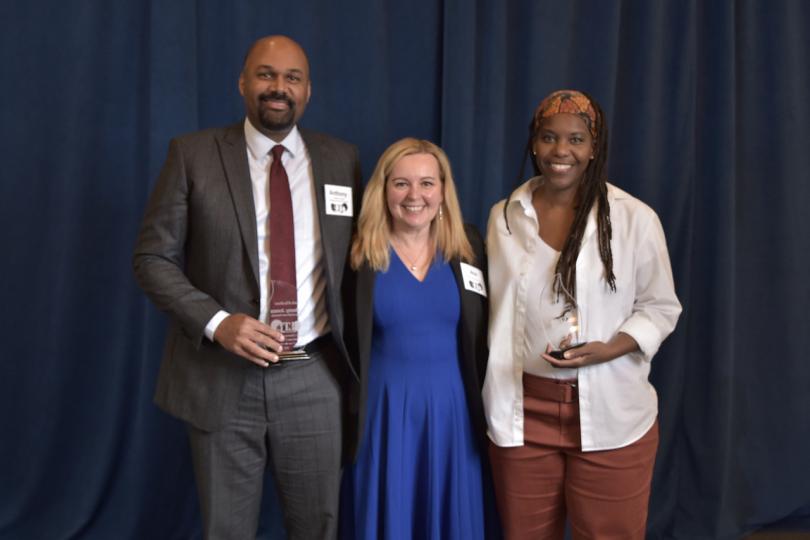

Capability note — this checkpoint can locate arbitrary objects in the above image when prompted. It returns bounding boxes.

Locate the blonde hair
[350,138,474,271]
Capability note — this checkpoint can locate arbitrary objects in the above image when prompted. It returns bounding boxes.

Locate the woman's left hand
[541,332,640,368]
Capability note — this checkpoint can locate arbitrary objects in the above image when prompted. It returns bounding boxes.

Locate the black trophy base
[549,342,587,360]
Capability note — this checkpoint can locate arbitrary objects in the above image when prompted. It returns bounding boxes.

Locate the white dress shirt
[483,177,682,451]
[204,120,328,347]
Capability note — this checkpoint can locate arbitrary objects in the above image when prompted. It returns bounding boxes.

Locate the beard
[258,91,296,132]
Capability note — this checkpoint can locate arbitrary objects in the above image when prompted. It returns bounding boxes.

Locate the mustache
[259,91,294,108]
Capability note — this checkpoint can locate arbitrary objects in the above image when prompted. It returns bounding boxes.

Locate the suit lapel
[450,258,474,362]
[218,124,260,287]
[304,130,328,207]
[450,259,468,316]
[301,129,336,280]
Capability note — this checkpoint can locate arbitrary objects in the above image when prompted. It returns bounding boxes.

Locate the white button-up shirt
[483,177,682,451]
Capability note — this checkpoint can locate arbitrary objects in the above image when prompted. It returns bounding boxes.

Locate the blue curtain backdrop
[1,1,809,538]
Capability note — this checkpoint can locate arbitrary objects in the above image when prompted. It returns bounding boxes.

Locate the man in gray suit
[133,35,360,539]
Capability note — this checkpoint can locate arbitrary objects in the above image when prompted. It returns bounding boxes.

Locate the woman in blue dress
[341,138,491,539]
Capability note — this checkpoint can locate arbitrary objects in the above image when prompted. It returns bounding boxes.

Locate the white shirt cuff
[204,310,230,342]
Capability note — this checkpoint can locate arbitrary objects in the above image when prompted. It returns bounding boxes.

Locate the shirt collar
[507,176,605,241]
[243,119,304,160]
[508,176,542,218]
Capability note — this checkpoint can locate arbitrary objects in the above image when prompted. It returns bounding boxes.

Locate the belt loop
[564,382,577,402]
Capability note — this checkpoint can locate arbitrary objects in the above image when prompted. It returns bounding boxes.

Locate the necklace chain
[392,238,431,272]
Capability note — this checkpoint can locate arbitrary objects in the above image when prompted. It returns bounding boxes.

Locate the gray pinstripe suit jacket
[133,122,361,431]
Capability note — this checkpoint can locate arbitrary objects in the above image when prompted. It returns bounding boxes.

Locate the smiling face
[533,113,594,194]
[239,36,311,141]
[385,153,444,235]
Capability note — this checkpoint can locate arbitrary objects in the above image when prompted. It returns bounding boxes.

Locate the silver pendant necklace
[392,239,429,272]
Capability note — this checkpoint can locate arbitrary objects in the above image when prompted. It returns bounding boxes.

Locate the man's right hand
[213,314,286,367]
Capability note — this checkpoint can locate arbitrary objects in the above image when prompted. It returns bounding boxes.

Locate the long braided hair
[504,91,616,305]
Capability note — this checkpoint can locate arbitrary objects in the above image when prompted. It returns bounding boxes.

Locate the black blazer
[343,224,489,460]
[133,122,361,431]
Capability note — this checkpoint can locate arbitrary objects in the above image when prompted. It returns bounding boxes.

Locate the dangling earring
[438,205,444,221]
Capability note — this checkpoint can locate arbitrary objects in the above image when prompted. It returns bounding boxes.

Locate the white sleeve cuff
[204,310,230,342]
[618,316,663,361]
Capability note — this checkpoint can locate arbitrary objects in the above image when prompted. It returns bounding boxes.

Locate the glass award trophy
[540,274,586,360]
[268,279,305,359]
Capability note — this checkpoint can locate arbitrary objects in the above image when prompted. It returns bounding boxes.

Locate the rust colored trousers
[489,374,659,540]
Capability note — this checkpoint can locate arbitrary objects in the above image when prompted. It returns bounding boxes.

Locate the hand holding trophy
[540,274,586,361]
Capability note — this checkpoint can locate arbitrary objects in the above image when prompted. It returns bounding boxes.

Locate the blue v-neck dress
[341,252,485,540]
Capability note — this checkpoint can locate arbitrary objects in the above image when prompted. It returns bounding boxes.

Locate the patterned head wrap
[533,90,598,139]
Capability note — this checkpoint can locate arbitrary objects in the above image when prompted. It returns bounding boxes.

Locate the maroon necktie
[268,144,298,347]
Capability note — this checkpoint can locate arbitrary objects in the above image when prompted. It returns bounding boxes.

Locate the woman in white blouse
[483,90,682,540]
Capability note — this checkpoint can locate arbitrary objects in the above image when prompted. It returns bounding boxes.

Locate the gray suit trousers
[187,342,344,540]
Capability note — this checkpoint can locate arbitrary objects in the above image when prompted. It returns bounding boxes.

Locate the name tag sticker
[324,185,353,217]
[460,262,487,297]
